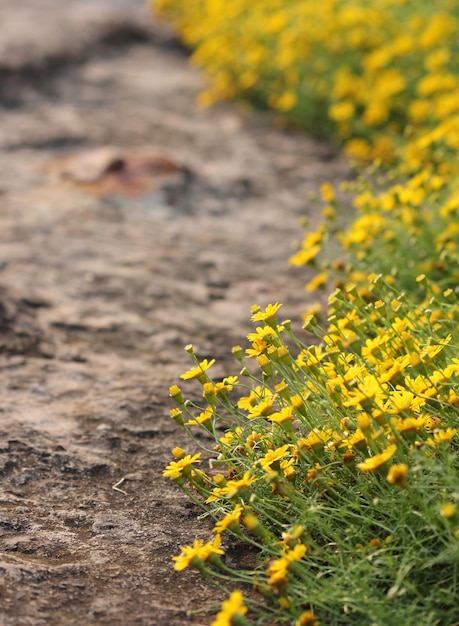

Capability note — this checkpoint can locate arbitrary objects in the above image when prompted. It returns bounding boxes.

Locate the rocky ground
[0,2,350,624]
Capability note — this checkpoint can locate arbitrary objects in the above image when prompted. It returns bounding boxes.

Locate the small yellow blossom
[169,384,183,403]
[251,303,282,323]
[258,444,291,471]
[295,610,320,626]
[290,244,322,267]
[384,389,424,413]
[163,453,201,480]
[357,444,397,472]
[213,504,244,533]
[329,101,355,122]
[211,591,248,626]
[280,525,305,549]
[180,359,216,381]
[320,182,335,203]
[169,408,185,425]
[305,272,328,292]
[172,534,224,571]
[276,91,297,112]
[206,471,257,503]
[247,397,276,419]
[186,406,214,426]
[172,447,186,460]
[297,429,331,451]
[427,428,457,447]
[219,427,243,445]
[423,415,442,432]
[391,417,424,440]
[267,543,307,586]
[440,503,456,519]
[220,376,239,391]
[387,463,409,488]
[267,406,294,424]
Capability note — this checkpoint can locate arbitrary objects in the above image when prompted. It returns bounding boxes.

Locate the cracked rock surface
[0,2,350,624]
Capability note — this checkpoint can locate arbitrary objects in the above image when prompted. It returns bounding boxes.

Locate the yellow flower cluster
[292,173,459,306]
[165,294,459,623]
[232,297,459,479]
[153,0,459,165]
[152,0,459,302]
[151,1,459,622]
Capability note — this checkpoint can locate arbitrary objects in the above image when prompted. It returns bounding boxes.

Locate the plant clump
[152,0,459,623]
[165,291,459,625]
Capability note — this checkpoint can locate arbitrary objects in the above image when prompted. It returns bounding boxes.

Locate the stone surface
[0,3,350,625]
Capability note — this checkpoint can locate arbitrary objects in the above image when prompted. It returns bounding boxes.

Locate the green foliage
[152,1,459,623]
[167,291,459,625]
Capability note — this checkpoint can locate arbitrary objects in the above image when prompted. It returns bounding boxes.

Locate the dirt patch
[0,2,350,624]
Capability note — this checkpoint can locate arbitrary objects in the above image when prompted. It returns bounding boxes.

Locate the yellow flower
[427,428,457,447]
[363,100,389,126]
[180,359,215,381]
[213,504,244,533]
[276,91,297,112]
[285,542,307,562]
[256,353,273,375]
[163,453,201,480]
[237,386,268,410]
[440,503,456,519]
[202,382,216,402]
[290,244,321,267]
[219,376,239,392]
[357,444,397,472]
[267,543,307,586]
[302,228,326,249]
[258,444,291,471]
[344,138,370,161]
[169,384,183,403]
[391,417,424,440]
[329,101,355,122]
[251,303,282,323]
[169,408,185,425]
[247,324,278,347]
[408,99,431,123]
[280,525,305,547]
[320,182,335,203]
[346,428,367,450]
[295,610,320,626]
[172,533,224,571]
[423,415,442,432]
[267,406,294,424]
[280,458,296,479]
[356,413,372,432]
[387,463,409,488]
[172,446,186,460]
[297,429,331,452]
[245,339,269,358]
[247,397,276,419]
[211,591,248,626]
[219,426,242,445]
[420,334,452,361]
[206,471,257,503]
[305,272,328,292]
[186,406,213,426]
